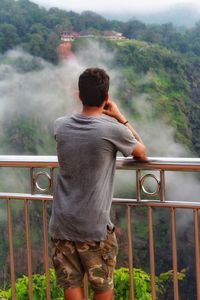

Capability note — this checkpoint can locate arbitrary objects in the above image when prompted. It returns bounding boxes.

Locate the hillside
[1,1,200,299]
[0,0,200,157]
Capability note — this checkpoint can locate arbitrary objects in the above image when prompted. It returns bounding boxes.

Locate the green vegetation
[0,0,200,59]
[0,1,200,299]
[0,0,200,155]
[107,39,193,150]
[0,267,186,300]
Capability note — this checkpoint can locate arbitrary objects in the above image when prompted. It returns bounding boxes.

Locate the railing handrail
[1,192,200,209]
[1,155,200,299]
[0,155,200,171]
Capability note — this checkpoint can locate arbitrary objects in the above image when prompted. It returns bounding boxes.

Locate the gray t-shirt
[49,114,137,241]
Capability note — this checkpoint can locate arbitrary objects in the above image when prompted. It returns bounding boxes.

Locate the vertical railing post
[160,170,165,202]
[24,199,32,300]
[30,167,34,194]
[42,200,51,300]
[7,198,15,300]
[127,205,134,300]
[194,208,200,300]
[83,273,89,300]
[136,170,141,202]
[148,207,156,299]
[50,168,54,196]
[171,208,179,300]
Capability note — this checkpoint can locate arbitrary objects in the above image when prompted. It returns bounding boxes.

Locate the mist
[0,42,199,288]
[0,41,199,212]
[0,42,190,157]
[31,0,200,15]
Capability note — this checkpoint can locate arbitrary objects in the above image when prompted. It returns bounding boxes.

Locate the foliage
[0,269,63,300]
[106,39,193,151]
[0,0,200,155]
[114,268,152,299]
[0,267,186,300]
[0,2,198,300]
[156,269,187,299]
[1,0,200,61]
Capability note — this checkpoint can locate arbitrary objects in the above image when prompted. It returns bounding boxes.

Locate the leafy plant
[0,269,63,300]
[0,267,186,300]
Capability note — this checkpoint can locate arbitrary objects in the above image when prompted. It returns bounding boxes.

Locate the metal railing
[0,155,200,300]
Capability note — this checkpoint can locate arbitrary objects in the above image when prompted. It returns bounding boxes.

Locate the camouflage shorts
[51,229,118,292]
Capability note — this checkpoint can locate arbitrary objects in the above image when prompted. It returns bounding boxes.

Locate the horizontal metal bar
[0,156,200,171]
[116,157,200,171]
[113,198,200,208]
[1,194,200,208]
[0,155,58,167]
[0,193,52,200]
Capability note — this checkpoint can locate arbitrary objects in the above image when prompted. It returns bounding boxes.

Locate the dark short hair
[78,68,109,107]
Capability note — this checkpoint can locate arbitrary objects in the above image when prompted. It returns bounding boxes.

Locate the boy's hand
[103,101,148,161]
[103,101,126,124]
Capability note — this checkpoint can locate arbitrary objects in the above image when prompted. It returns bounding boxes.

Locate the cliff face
[57,42,75,61]
[185,62,200,155]
[103,39,198,155]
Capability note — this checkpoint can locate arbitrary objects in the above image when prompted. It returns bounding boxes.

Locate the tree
[122,20,146,39]
[0,23,19,52]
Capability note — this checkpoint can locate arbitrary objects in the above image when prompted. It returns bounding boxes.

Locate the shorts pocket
[100,231,118,255]
[101,249,117,280]
[101,233,118,278]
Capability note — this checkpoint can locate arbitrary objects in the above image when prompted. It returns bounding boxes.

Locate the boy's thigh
[51,239,85,290]
[76,231,118,293]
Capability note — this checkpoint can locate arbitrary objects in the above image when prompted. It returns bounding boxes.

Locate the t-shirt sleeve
[105,122,138,157]
[54,119,59,140]
[54,117,65,140]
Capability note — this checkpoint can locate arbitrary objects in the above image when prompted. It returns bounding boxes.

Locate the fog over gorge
[1,1,200,297]
[0,43,199,207]
[0,43,189,156]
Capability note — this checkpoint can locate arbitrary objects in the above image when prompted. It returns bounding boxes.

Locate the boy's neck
[81,105,103,117]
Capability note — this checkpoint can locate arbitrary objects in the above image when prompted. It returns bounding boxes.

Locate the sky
[31,0,200,14]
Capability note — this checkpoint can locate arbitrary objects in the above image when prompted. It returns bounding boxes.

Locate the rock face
[185,64,200,156]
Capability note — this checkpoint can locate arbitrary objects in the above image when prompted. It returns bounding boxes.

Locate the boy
[49,68,147,300]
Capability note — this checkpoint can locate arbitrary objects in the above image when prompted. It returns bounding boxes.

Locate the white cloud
[31,0,200,13]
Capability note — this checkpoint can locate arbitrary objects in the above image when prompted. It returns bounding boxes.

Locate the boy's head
[78,68,109,107]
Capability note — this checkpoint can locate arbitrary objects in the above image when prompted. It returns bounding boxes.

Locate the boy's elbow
[132,143,148,161]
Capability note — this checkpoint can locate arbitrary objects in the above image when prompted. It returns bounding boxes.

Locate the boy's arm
[103,100,147,161]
